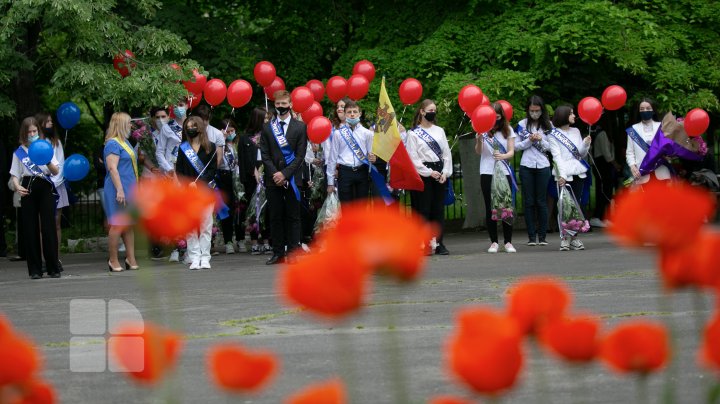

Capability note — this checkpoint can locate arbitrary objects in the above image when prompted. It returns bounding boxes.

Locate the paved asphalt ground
[0,230,716,403]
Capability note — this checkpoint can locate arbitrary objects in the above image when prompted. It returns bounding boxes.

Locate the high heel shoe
[125,260,140,270]
[108,261,123,272]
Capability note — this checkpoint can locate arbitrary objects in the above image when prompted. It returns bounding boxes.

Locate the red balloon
[264,77,286,100]
[399,78,423,105]
[306,79,325,102]
[601,85,627,111]
[203,79,227,107]
[578,97,603,125]
[291,86,314,113]
[326,76,348,103]
[471,105,496,134]
[684,108,710,137]
[497,100,513,121]
[480,94,491,106]
[458,85,483,114]
[352,60,376,82]
[183,69,207,95]
[112,50,136,78]
[227,79,253,108]
[347,74,370,101]
[307,116,333,143]
[253,61,276,87]
[300,101,323,123]
[186,92,202,109]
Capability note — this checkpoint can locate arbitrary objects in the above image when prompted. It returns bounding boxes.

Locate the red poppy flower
[134,177,216,241]
[207,342,278,393]
[279,247,371,318]
[0,332,40,387]
[608,180,715,251]
[659,230,720,290]
[701,313,720,370]
[13,379,56,404]
[600,321,669,374]
[0,314,12,336]
[428,395,476,404]
[507,277,572,335]
[284,378,347,404]
[109,322,183,385]
[539,315,600,363]
[447,307,523,396]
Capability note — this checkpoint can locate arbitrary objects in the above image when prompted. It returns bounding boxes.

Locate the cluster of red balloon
[112,50,136,78]
[576,85,627,126]
[458,85,493,133]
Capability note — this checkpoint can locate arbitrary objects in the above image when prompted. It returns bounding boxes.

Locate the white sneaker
[589,218,606,228]
[200,259,211,269]
[527,239,537,246]
[487,242,499,253]
[236,241,247,253]
[189,260,200,270]
[118,242,126,253]
[504,243,517,253]
[225,242,235,254]
[169,250,180,262]
[183,253,192,265]
[559,239,570,251]
[538,239,549,246]
[250,245,262,255]
[570,239,585,250]
[263,244,273,255]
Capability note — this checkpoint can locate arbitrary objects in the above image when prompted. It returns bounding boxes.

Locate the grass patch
[219,309,300,327]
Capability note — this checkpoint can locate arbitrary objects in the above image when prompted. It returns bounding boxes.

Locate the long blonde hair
[105,112,131,142]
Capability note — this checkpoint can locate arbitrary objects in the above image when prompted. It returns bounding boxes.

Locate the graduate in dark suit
[259,90,308,264]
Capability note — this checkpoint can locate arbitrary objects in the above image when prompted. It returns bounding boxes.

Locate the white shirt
[326,124,374,186]
[207,124,226,148]
[549,127,590,181]
[156,119,183,172]
[479,129,516,175]
[405,125,453,178]
[51,140,65,187]
[626,121,669,184]
[515,118,551,169]
[592,130,614,162]
[9,145,60,178]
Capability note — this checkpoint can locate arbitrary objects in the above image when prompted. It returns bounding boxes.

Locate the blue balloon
[64,154,90,182]
[28,139,54,166]
[56,102,81,129]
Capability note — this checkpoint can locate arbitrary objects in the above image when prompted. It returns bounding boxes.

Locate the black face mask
[424,112,436,122]
[43,127,54,137]
[185,128,199,138]
[275,106,291,116]
[639,111,654,121]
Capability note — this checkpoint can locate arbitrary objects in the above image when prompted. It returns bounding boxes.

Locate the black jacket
[258,118,307,187]
[237,132,261,183]
[175,142,217,184]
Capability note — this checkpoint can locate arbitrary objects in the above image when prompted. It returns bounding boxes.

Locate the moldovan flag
[373,78,424,191]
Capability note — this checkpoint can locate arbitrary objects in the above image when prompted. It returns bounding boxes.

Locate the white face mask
[156,118,168,128]
[529,111,542,120]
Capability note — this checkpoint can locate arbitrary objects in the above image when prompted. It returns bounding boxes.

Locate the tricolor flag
[373,78,424,191]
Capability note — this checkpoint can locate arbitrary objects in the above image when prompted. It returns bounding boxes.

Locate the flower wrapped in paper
[245,182,267,231]
[490,161,514,225]
[638,112,704,176]
[314,192,340,234]
[130,119,158,171]
[309,164,327,210]
[558,184,589,238]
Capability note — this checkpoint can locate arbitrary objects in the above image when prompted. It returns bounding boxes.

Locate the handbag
[444,181,455,206]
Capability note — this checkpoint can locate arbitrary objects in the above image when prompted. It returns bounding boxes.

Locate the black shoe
[9,256,25,262]
[49,272,61,278]
[435,244,450,255]
[30,274,42,280]
[42,263,47,273]
[266,255,285,265]
[57,260,64,273]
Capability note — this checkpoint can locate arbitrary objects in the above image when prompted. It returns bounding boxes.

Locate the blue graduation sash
[483,134,518,205]
[179,142,229,220]
[269,119,301,201]
[14,147,59,207]
[516,123,548,155]
[626,127,650,153]
[414,127,455,205]
[337,125,393,205]
[168,120,183,161]
[550,128,592,205]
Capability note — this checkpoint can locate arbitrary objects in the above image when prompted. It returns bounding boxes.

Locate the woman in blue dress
[103,112,139,272]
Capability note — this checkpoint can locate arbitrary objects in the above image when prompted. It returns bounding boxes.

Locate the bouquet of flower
[130,119,158,168]
[490,161,514,225]
[232,168,245,201]
[314,192,340,234]
[558,185,590,237]
[246,182,267,230]
[309,164,326,209]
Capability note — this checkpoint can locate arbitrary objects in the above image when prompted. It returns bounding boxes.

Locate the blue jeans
[520,166,551,242]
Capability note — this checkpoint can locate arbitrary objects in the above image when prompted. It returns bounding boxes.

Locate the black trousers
[266,184,301,255]
[592,159,615,220]
[300,185,316,242]
[0,204,6,256]
[15,207,25,258]
[20,177,58,277]
[337,165,370,203]
[217,170,243,244]
[410,162,446,244]
[481,174,513,244]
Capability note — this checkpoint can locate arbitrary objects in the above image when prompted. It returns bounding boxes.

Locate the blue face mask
[346,117,360,126]
[28,134,40,143]
[227,132,236,141]
[174,106,187,119]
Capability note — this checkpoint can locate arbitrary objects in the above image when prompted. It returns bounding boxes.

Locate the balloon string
[231,108,235,116]
[64,129,68,147]
[399,105,407,123]
[449,113,467,150]
[264,94,269,112]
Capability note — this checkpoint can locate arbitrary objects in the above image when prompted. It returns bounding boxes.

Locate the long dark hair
[412,99,435,128]
[491,102,511,138]
[552,105,574,128]
[245,107,266,135]
[632,98,660,124]
[331,96,352,128]
[182,116,212,154]
[34,112,59,147]
[525,95,552,132]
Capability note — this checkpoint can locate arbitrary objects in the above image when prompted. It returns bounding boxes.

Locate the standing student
[175,116,217,270]
[217,118,241,254]
[549,105,591,251]
[515,96,553,246]
[474,103,517,254]
[259,90,307,265]
[325,100,375,202]
[9,117,61,279]
[626,98,667,185]
[590,125,620,227]
[102,112,140,272]
[406,99,452,255]
[194,105,226,169]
